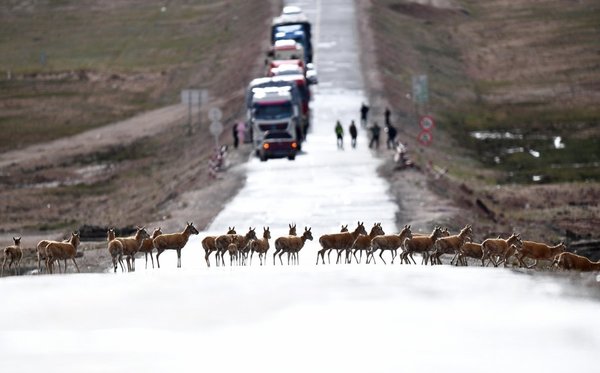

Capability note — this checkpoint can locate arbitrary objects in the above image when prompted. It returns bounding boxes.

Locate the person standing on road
[384,107,392,127]
[232,124,239,148]
[360,103,370,128]
[369,121,381,149]
[335,120,344,149]
[386,123,398,149]
[349,120,358,149]
[236,122,246,146]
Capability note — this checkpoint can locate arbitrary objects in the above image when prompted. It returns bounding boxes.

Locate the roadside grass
[371,0,600,184]
[0,0,271,152]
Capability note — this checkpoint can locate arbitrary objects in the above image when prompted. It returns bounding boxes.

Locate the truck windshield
[253,102,293,120]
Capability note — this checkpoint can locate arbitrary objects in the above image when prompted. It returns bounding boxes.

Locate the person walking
[384,107,392,126]
[360,103,370,128]
[386,123,398,149]
[349,120,358,149]
[335,120,344,149]
[369,121,381,149]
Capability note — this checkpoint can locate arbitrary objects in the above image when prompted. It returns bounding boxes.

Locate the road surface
[0,1,599,372]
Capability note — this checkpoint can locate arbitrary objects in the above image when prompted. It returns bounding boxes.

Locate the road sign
[417,130,433,146]
[419,115,435,131]
[180,89,207,105]
[412,74,428,104]
[208,107,223,122]
[209,121,223,137]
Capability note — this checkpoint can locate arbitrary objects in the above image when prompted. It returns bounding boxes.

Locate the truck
[275,74,310,133]
[246,77,306,143]
[248,87,302,157]
[272,39,305,62]
[271,13,312,63]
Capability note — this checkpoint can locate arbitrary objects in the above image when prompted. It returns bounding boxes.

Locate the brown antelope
[456,242,484,266]
[215,227,257,266]
[515,240,566,269]
[288,223,297,236]
[154,222,199,268]
[249,227,271,266]
[553,252,600,272]
[107,228,125,273]
[351,223,385,264]
[317,222,367,265]
[46,232,81,274]
[481,233,523,267]
[274,227,313,265]
[2,237,23,276]
[202,227,236,267]
[115,227,150,271]
[137,227,163,269]
[312,224,349,264]
[430,225,473,265]
[401,226,444,265]
[367,225,412,265]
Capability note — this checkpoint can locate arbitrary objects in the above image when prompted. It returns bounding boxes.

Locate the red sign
[419,115,435,131]
[417,130,433,146]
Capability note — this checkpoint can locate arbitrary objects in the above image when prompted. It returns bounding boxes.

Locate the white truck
[249,87,301,159]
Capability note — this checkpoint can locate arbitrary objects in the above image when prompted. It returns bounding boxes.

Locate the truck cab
[246,77,306,142]
[273,39,305,62]
[272,14,312,63]
[249,88,301,155]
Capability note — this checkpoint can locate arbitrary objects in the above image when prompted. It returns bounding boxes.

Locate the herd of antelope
[1,221,599,276]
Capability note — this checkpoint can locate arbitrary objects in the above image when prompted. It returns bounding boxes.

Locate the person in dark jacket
[349,120,358,149]
[232,125,239,148]
[360,103,370,128]
[369,122,381,149]
[384,107,391,127]
[386,124,398,149]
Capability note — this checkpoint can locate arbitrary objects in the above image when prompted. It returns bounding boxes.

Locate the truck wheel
[287,154,296,161]
[260,154,267,162]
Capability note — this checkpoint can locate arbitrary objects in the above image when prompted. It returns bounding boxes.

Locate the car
[259,131,298,161]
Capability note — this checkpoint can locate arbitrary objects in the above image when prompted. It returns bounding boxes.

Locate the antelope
[154,222,199,268]
[481,233,523,267]
[202,227,236,267]
[402,226,444,265]
[2,237,23,276]
[351,223,385,264]
[316,222,367,265]
[430,225,473,265]
[215,227,257,266]
[249,227,271,266]
[274,227,313,265]
[46,232,81,274]
[553,252,600,272]
[515,240,566,269]
[107,228,125,273]
[367,225,413,264]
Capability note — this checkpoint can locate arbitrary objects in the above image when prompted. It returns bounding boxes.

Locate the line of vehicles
[245,5,317,161]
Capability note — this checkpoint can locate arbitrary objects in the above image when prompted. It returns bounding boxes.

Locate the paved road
[193,0,397,265]
[1,1,599,372]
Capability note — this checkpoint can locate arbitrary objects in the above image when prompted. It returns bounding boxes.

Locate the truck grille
[258,122,288,131]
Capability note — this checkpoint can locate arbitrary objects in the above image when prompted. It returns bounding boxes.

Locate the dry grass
[0,0,274,152]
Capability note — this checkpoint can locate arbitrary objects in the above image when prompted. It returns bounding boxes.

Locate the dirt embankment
[358,0,600,256]
[0,0,280,273]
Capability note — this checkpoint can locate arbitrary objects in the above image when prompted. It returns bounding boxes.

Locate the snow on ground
[1,0,599,372]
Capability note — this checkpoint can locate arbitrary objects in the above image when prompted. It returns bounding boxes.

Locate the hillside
[0,0,277,234]
[364,0,600,240]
